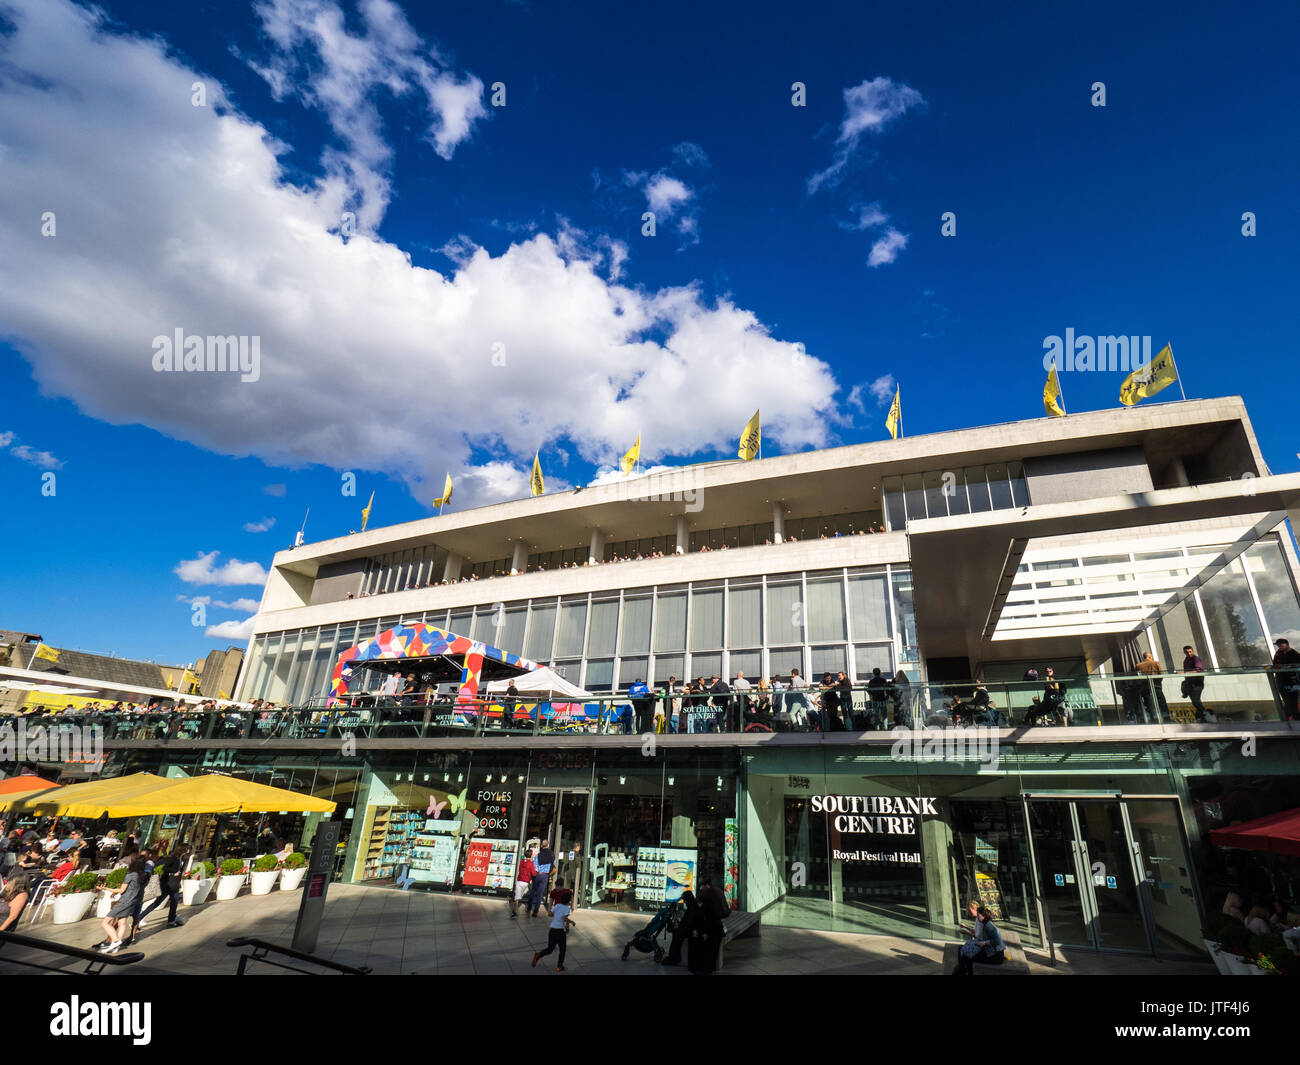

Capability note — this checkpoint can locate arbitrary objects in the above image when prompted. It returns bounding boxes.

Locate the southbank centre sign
[811,796,940,863]
[810,794,940,835]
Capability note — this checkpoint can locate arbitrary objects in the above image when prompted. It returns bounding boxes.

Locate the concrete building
[92,398,1300,957]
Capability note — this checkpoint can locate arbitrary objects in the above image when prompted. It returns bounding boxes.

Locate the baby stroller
[620,902,679,963]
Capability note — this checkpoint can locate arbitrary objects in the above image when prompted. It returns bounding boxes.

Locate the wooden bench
[941,929,1029,975]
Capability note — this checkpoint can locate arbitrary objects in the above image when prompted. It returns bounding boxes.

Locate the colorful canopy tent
[328,623,537,708]
[1209,808,1300,858]
[0,775,62,807]
[10,772,170,818]
[0,774,61,795]
[101,774,337,816]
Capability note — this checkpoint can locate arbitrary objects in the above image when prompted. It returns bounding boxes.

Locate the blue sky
[2,0,1298,665]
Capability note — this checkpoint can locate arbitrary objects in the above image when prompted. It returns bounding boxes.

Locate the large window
[1198,558,1270,668]
[525,602,557,661]
[587,598,620,657]
[555,599,589,657]
[619,595,653,655]
[691,586,724,650]
[805,578,846,642]
[848,573,890,642]
[654,590,687,651]
[1246,541,1300,645]
[766,580,803,646]
[728,583,761,647]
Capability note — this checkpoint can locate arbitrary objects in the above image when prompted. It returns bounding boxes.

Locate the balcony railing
[43,667,1300,743]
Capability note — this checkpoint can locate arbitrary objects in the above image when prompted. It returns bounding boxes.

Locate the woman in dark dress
[664,890,698,966]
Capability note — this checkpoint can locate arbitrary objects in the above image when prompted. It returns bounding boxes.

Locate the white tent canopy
[484,667,593,701]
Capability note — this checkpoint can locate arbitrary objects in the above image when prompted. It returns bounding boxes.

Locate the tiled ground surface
[0,885,1217,976]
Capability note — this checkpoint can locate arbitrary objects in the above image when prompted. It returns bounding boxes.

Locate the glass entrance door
[1027,797,1198,954]
[519,788,590,906]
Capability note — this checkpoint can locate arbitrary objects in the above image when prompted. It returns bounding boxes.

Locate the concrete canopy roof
[906,473,1300,665]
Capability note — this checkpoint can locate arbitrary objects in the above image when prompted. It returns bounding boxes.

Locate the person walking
[708,674,731,733]
[531,888,575,972]
[511,849,537,919]
[1270,638,1300,719]
[96,853,145,954]
[138,843,188,930]
[1135,652,1166,723]
[1180,645,1211,721]
[528,840,555,917]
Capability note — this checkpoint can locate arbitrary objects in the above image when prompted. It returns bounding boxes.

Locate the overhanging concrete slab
[907,473,1300,664]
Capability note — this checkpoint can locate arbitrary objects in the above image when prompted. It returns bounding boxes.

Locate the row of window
[882,462,1030,529]
[242,567,919,704]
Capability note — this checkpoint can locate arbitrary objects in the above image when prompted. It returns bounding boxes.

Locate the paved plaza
[0,885,1216,976]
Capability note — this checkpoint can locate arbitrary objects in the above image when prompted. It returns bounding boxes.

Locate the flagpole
[1055,358,1068,414]
[1168,341,1187,401]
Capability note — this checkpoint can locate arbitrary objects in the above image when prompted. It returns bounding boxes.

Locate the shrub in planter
[51,871,100,924]
[58,871,100,896]
[282,851,307,869]
[215,857,247,900]
[103,868,128,890]
[278,850,309,891]
[189,861,216,881]
[253,854,280,873]
[1218,922,1250,955]
[1249,933,1289,973]
[250,853,281,895]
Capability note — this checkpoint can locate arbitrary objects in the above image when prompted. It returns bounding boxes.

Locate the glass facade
[242,565,916,704]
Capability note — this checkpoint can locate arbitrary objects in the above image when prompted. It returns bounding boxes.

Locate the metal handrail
[226,936,371,975]
[0,928,145,974]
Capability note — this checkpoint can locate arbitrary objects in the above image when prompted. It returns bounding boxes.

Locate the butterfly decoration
[427,788,468,818]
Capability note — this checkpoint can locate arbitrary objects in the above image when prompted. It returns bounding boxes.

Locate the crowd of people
[1221,891,1300,955]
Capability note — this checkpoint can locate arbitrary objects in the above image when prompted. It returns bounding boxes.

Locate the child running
[531,888,575,972]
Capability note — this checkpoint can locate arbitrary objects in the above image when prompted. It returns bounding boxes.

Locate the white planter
[250,869,279,895]
[51,891,95,924]
[1222,952,1253,975]
[1203,940,1232,975]
[182,878,214,906]
[279,867,307,891]
[215,874,245,901]
[95,890,114,918]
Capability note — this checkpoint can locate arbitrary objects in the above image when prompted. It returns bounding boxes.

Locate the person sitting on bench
[954,899,1006,975]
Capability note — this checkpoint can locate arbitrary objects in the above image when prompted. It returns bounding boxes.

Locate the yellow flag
[1044,364,1066,417]
[738,410,761,461]
[33,643,60,664]
[360,490,374,532]
[620,435,641,475]
[434,473,453,507]
[885,387,901,439]
[1119,344,1178,406]
[530,452,544,496]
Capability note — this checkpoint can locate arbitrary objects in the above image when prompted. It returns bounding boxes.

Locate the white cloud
[205,616,256,641]
[245,0,486,230]
[220,597,263,613]
[10,444,63,469]
[175,551,269,587]
[807,76,924,194]
[840,202,889,232]
[620,144,709,248]
[0,0,841,517]
[243,517,276,532]
[586,463,679,487]
[0,431,14,447]
[263,484,287,497]
[867,374,897,405]
[867,228,908,268]
[644,175,692,216]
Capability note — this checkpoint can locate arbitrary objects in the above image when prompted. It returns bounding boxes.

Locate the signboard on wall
[813,794,941,865]
[473,789,512,834]
[408,819,460,886]
[462,838,519,890]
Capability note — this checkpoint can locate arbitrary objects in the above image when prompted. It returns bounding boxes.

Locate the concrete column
[772,502,785,544]
[1169,455,1191,488]
[443,552,463,582]
[510,541,528,575]
[589,528,605,566]
[675,516,688,555]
